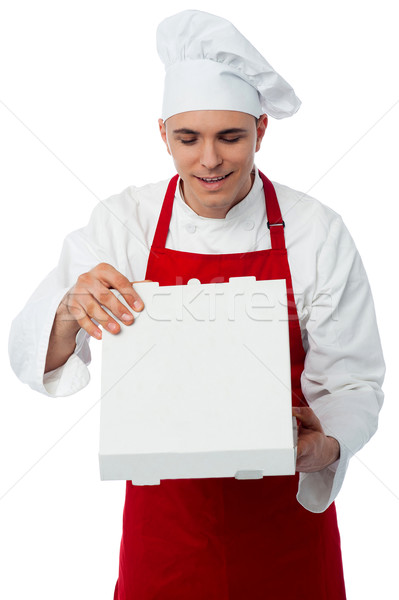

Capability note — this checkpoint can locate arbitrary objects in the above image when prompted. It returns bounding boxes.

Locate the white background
[1,1,398,598]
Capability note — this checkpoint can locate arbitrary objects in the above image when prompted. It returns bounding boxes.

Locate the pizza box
[99,276,297,484]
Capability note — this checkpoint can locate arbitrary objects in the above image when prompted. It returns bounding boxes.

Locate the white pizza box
[99,276,297,484]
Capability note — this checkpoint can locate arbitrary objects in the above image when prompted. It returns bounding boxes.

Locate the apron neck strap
[151,174,179,249]
[258,170,286,251]
[151,171,286,251]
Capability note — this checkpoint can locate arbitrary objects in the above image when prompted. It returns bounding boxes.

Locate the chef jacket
[8,167,385,513]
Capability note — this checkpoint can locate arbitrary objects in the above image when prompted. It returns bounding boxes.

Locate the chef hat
[157,9,301,121]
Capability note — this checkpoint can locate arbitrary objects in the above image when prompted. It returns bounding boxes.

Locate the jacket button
[186,223,196,233]
[243,220,254,231]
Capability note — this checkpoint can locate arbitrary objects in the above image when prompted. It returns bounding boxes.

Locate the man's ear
[255,114,268,152]
[158,118,171,155]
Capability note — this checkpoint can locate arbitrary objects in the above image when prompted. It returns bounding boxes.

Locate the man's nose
[200,141,222,170]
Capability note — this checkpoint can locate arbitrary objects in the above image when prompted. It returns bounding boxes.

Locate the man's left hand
[293,406,340,473]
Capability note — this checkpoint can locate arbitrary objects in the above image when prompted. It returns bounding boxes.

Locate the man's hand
[57,263,147,340]
[293,406,340,473]
[45,263,150,373]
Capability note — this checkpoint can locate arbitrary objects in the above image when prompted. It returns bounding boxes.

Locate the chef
[9,9,384,600]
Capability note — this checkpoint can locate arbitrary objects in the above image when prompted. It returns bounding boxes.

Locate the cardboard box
[99,276,296,484]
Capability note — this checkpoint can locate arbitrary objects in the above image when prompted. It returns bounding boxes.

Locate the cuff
[43,328,92,397]
[296,440,350,513]
[43,352,91,397]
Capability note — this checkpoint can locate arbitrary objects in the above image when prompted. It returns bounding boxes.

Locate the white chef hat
[157,10,301,121]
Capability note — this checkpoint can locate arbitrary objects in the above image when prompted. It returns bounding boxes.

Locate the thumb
[292,406,322,431]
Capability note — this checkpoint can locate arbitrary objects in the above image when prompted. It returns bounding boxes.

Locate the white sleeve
[8,209,117,398]
[297,216,385,512]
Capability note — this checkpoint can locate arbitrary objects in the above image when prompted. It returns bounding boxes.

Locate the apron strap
[151,174,179,249]
[258,170,286,251]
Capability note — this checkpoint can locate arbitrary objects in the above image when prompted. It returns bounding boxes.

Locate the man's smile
[194,172,233,190]
[195,173,232,182]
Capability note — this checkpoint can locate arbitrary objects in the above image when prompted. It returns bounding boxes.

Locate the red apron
[114,171,346,599]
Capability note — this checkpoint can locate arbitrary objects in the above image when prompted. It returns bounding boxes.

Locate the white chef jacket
[8,167,385,513]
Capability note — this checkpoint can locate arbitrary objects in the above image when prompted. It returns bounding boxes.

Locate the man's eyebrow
[217,128,248,134]
[172,128,200,135]
[172,127,249,135]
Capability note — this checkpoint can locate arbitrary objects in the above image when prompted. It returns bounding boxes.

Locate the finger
[295,431,316,464]
[292,406,321,430]
[76,314,103,340]
[64,294,104,339]
[95,264,145,312]
[69,295,122,337]
[74,294,123,335]
[88,296,126,333]
[95,285,137,325]
[75,276,136,325]
[296,439,305,460]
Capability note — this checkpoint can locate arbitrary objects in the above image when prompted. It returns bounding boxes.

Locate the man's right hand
[57,263,145,340]
[45,263,146,373]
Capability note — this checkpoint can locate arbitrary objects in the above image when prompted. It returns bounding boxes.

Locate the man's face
[159,110,268,219]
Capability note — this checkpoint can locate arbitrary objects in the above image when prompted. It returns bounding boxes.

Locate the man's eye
[180,139,197,145]
[221,137,241,143]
